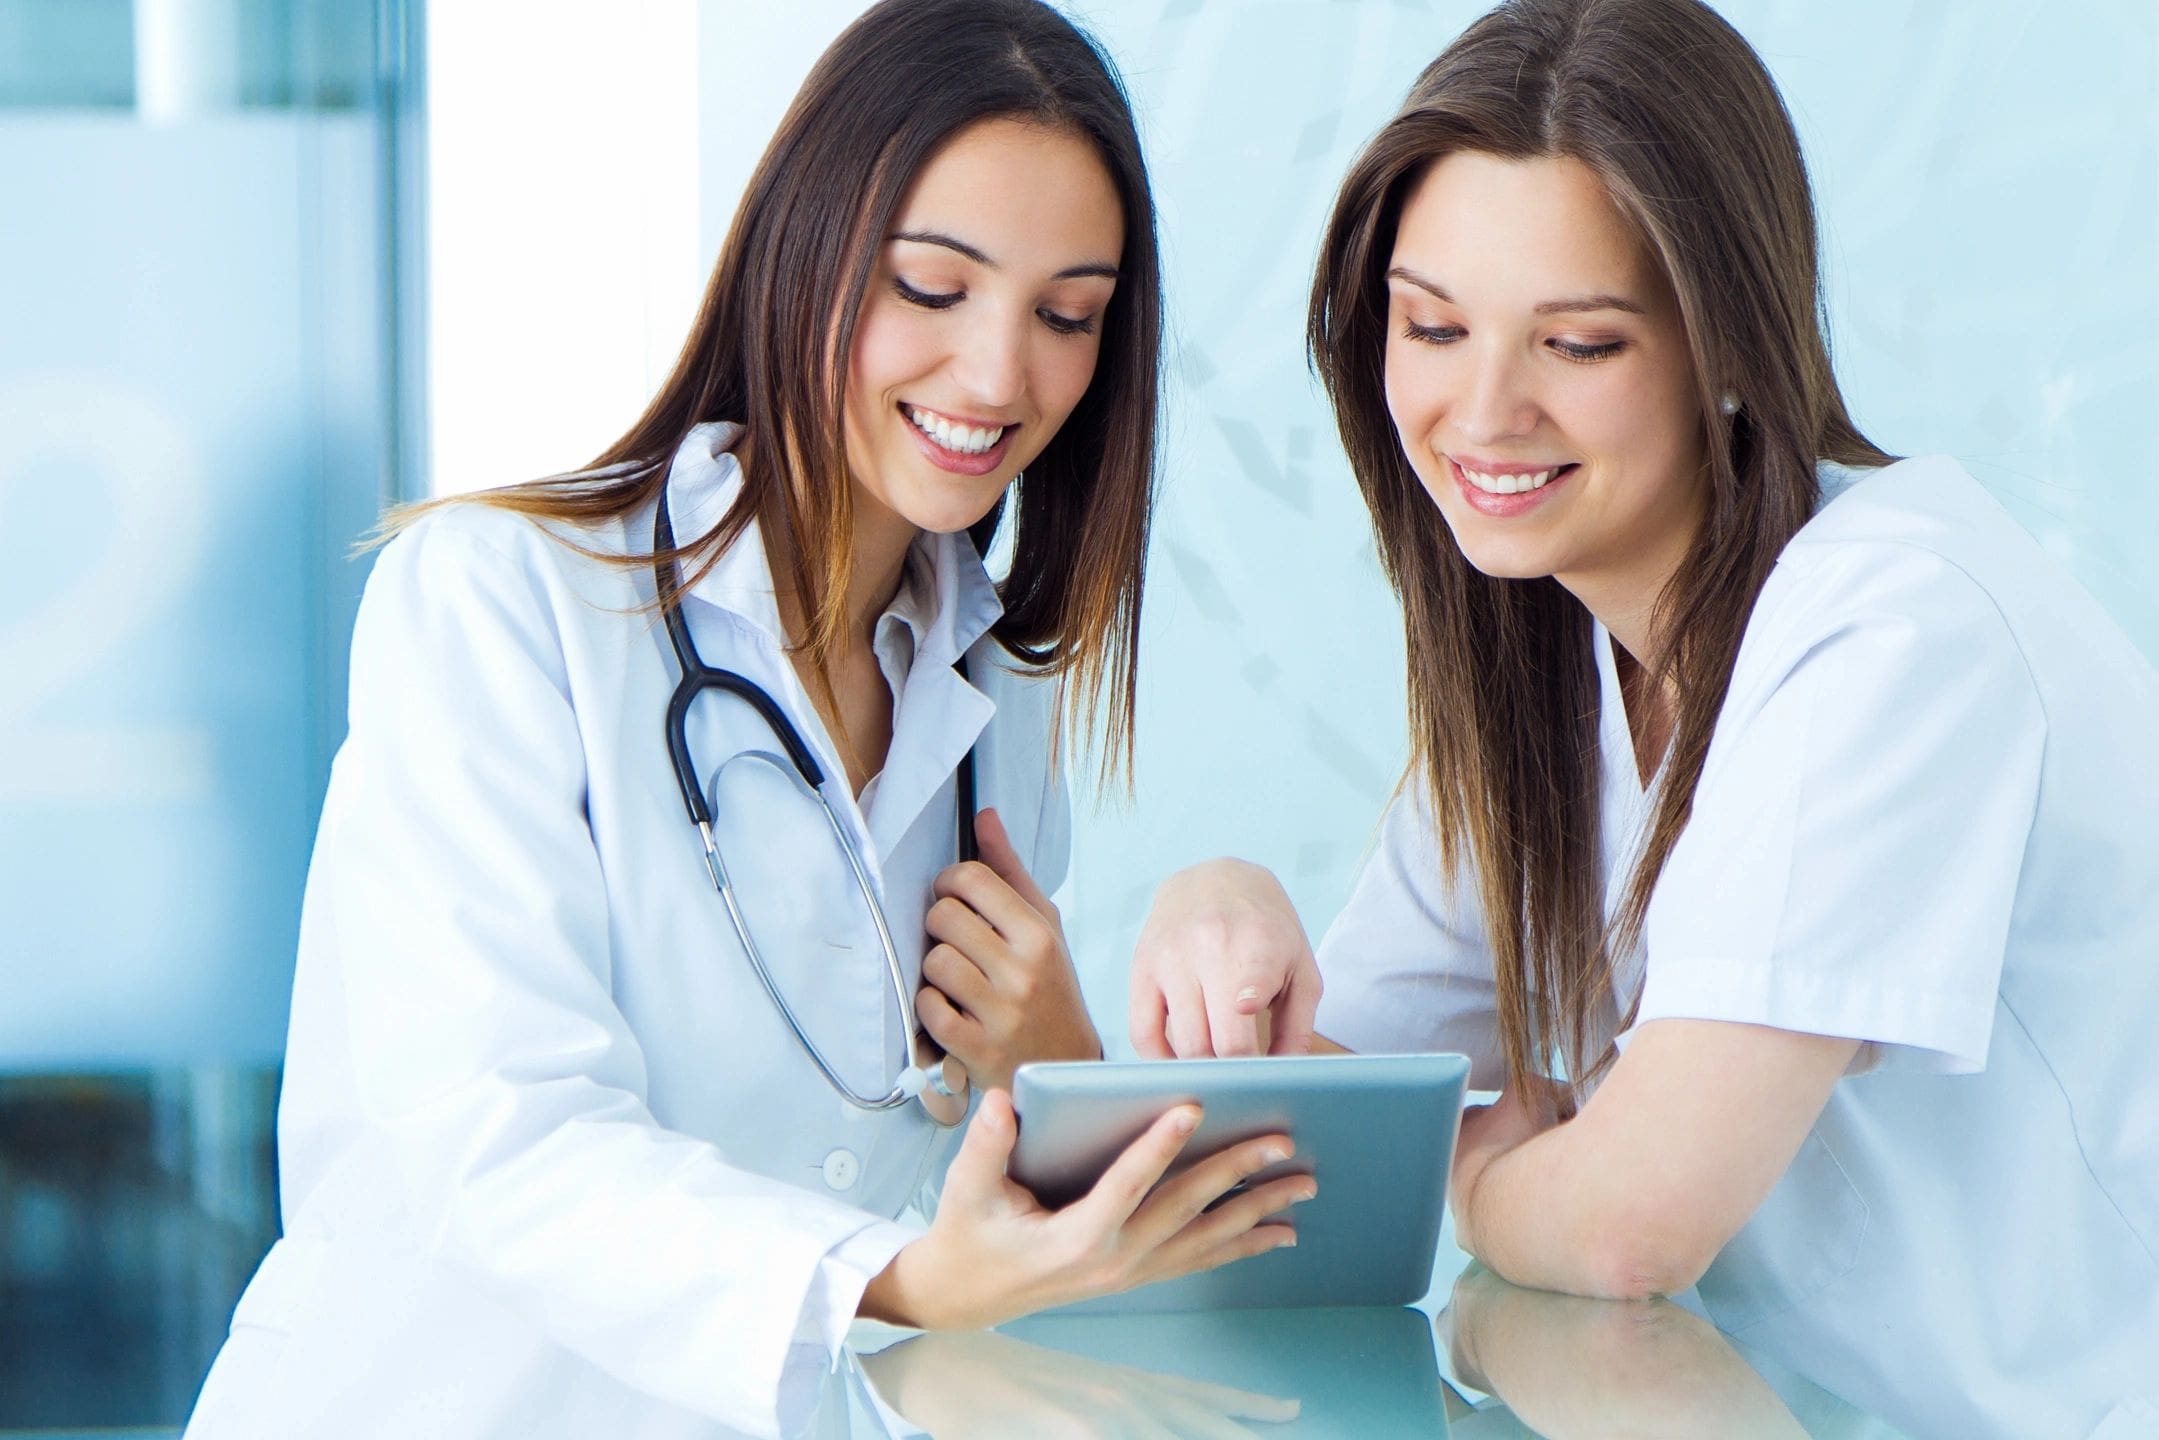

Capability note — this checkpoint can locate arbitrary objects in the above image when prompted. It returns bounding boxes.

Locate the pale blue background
[0,2,401,1069]
[2,0,2154,1078]
[0,4,2143,1431]
[1029,0,2159,1038]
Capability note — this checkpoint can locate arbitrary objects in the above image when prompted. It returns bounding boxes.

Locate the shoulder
[1733,455,2040,706]
[1788,453,2032,570]
[367,497,642,623]
[350,500,649,715]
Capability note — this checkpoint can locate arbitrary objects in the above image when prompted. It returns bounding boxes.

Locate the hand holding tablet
[1010,1053,1471,1313]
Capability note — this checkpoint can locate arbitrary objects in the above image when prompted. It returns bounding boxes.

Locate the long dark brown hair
[1310,0,1893,1093]
[389,0,1162,775]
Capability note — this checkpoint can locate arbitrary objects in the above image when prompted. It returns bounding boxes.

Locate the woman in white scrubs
[186,2,1309,1436]
[1130,1,2159,1435]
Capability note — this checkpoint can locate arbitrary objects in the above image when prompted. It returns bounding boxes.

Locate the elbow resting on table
[1585,1213,1722,1301]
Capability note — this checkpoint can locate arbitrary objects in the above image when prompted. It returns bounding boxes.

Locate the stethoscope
[654,493,974,1119]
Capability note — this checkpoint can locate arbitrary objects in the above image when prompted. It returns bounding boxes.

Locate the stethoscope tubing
[654,488,969,1118]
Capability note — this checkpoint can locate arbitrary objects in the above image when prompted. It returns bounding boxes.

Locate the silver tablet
[1009,1053,1470,1313]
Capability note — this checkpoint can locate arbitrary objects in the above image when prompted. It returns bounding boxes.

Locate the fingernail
[1278,1233,1298,1249]
[1236,986,1260,1004]
[1172,1107,1200,1136]
[1263,1144,1290,1165]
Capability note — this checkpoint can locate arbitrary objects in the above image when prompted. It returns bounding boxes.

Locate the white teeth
[1459,463,1558,495]
[908,406,1005,455]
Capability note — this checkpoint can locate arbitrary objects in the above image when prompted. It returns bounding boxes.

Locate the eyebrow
[1384,265,1645,316]
[891,229,1121,281]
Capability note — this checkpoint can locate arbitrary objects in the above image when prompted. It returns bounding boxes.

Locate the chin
[1445,528,1560,582]
[893,483,1006,537]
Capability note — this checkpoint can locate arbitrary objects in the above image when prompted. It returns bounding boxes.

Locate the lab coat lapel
[665,422,789,646]
[864,528,1001,862]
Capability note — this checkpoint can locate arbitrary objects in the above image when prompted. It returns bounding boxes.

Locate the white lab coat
[185,423,1071,1440]
[1316,455,2159,1440]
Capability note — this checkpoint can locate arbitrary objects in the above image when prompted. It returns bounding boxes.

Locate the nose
[1454,340,1539,446]
[948,308,1029,412]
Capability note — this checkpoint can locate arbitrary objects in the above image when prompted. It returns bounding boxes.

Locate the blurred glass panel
[0,0,136,107]
[0,0,417,1428]
[0,1070,277,1430]
[0,0,377,111]
[0,0,410,1069]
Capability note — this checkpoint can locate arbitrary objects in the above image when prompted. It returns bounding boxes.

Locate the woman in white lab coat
[1130,1,2159,1436]
[185,2,1309,1436]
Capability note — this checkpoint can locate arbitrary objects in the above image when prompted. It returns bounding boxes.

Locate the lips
[905,404,1007,456]
[1448,456,1578,517]
[900,402,1018,477]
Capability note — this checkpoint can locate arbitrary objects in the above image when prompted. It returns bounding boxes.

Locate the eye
[1402,321,1463,345]
[893,276,962,310]
[1038,307,1096,337]
[1552,337,1626,362]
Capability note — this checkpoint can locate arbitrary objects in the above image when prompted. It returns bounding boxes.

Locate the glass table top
[807,1259,1911,1438]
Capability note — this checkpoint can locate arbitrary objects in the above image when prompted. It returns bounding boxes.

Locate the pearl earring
[1718,392,1741,416]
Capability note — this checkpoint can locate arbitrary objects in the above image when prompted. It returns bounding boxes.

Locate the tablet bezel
[1008,1053,1470,1313]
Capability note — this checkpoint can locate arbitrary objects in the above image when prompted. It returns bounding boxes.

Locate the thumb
[973,808,1054,914]
[945,1087,1019,1202]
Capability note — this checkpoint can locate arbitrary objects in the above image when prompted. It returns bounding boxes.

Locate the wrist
[1451,1146,1501,1255]
[859,1242,932,1329]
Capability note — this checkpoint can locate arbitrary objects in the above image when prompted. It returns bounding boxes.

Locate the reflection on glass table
[1436,1265,1902,1439]
[859,1306,1444,1438]
[838,1265,1908,1439]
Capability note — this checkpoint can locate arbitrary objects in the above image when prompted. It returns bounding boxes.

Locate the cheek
[846,306,941,414]
[1587,366,1698,468]
[1033,337,1103,421]
[1382,342,1445,449]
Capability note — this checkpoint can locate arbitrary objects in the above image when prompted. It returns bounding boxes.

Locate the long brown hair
[1310,0,1893,1093]
[390,0,1162,775]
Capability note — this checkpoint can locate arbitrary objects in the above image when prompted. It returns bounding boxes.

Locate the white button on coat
[820,1149,861,1192]
[183,424,1072,1440]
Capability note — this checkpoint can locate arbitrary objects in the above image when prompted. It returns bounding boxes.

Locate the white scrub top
[185,422,1071,1440]
[1315,455,2159,1440]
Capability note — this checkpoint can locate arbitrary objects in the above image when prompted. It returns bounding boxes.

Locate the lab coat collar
[664,421,1004,865]
[663,421,1003,667]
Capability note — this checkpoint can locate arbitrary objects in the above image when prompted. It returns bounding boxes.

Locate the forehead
[1391,151,1663,307]
[893,117,1124,267]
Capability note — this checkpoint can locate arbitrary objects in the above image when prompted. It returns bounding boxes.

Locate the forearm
[1454,1023,1857,1298]
[1456,1120,1699,1300]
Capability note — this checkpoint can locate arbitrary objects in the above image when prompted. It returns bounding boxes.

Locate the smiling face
[1383,151,1709,622]
[840,117,1124,541]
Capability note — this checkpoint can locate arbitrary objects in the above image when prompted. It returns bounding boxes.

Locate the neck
[1566,568,1666,670]
[761,476,919,654]
[842,500,919,650]
[1555,464,1709,670]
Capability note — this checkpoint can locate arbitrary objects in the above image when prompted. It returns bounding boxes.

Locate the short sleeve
[1315,778,1507,1088]
[1634,544,2044,1074]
